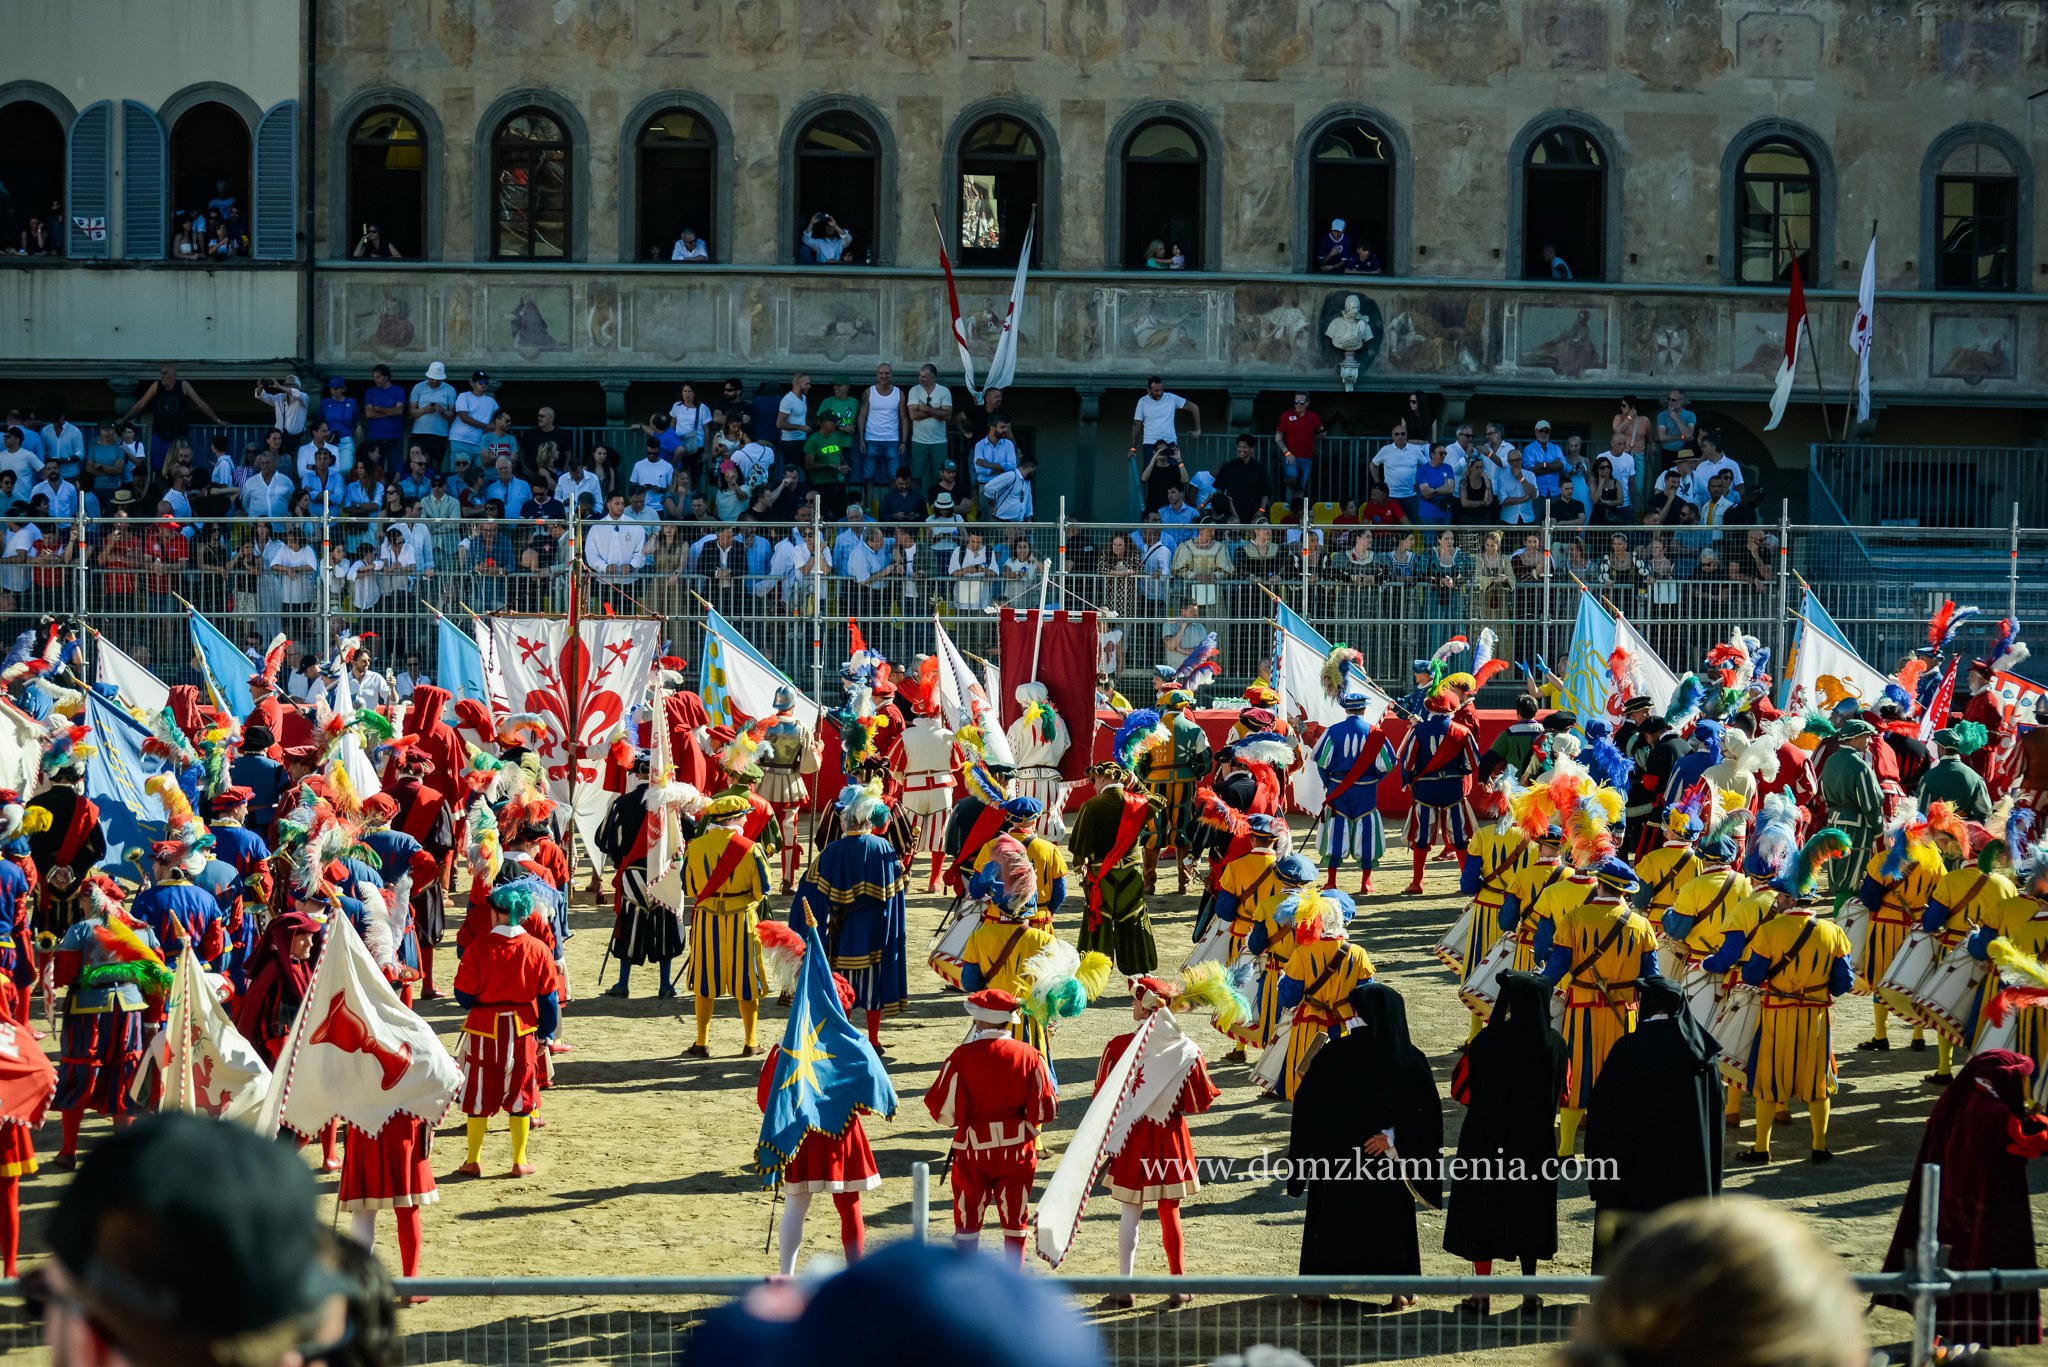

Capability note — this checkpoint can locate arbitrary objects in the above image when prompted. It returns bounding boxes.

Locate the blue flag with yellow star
[753,915,897,1188]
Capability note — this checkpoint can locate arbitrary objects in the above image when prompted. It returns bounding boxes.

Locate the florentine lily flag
[135,946,272,1126]
[1851,231,1876,425]
[1764,256,1810,431]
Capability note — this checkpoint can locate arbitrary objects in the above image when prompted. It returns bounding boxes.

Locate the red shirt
[1277,409,1323,460]
[452,924,555,1035]
[925,1032,1058,1161]
[1363,500,1406,525]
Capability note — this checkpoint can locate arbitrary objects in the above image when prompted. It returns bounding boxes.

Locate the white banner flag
[1612,613,1681,715]
[1787,617,1884,714]
[257,916,460,1140]
[95,635,171,715]
[1851,232,1876,425]
[933,616,1015,767]
[328,666,383,798]
[0,697,40,798]
[136,947,272,1127]
[490,615,664,870]
[473,618,511,711]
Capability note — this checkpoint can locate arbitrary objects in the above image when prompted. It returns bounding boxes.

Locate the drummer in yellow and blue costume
[1664,822,1762,1126]
[1733,829,1856,1163]
[1453,774,1531,1039]
[1930,820,2023,1069]
[1271,863,1374,1101]
[1538,857,1660,1158]
[1211,813,1287,1060]
[1851,807,1947,1053]
[966,797,1069,929]
[1912,804,2007,1082]
[1959,827,2048,1083]
[1240,853,1320,1075]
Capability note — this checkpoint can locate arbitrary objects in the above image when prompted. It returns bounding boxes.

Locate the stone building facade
[2,0,2044,513]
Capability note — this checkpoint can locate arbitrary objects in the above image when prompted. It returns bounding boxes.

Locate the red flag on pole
[1765,256,1809,431]
[1919,657,1959,743]
[932,207,979,399]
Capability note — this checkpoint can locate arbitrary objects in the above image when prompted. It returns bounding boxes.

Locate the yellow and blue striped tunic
[684,826,771,1000]
[1547,899,1656,1109]
[1743,910,1852,1103]
[1278,940,1375,1100]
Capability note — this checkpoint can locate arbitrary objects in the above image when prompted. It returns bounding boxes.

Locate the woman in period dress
[1444,969,1569,1314]
[1287,981,1442,1308]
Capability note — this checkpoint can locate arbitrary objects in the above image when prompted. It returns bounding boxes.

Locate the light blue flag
[1802,586,1855,648]
[1778,585,1856,707]
[84,689,172,885]
[186,607,253,720]
[1561,590,1619,720]
[436,614,489,705]
[1274,600,1333,655]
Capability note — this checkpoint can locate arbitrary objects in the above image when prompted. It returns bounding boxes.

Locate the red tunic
[756,1046,880,1194]
[452,925,554,1116]
[925,1031,1058,1234]
[526,839,571,890]
[1094,1030,1218,1204]
[338,1116,437,1211]
[1755,742,1819,839]
[1963,688,2017,799]
[664,693,717,793]
[244,696,285,759]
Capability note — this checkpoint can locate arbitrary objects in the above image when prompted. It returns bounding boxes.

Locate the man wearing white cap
[1316,219,1353,273]
[1525,421,1566,503]
[409,361,456,468]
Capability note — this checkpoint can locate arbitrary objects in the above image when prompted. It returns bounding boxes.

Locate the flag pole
[1027,562,1051,681]
[1780,219,1839,441]
[565,498,583,880]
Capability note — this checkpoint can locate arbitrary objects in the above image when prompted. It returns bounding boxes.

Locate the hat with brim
[705,794,753,820]
[1834,718,1877,740]
[1339,690,1372,711]
[1275,852,1318,885]
[1246,813,1283,839]
[965,988,1021,1025]
[1622,695,1651,714]
[1592,857,1641,895]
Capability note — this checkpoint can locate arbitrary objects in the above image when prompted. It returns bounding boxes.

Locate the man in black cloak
[1444,969,1570,1314]
[1585,973,1723,1270]
[1287,981,1443,1309]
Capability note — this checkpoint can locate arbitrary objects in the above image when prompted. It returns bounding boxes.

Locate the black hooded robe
[1443,970,1570,1263]
[1876,1049,2045,1345]
[1288,982,1444,1276]
[1585,975,1724,1270]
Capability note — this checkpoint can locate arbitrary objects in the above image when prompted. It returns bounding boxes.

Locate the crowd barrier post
[809,498,825,706]
[1541,505,1554,667]
[909,1161,929,1243]
[70,498,87,623]
[1774,500,1791,679]
[2010,502,2021,623]
[1056,496,1068,603]
[1909,1162,1946,1366]
[318,491,333,656]
[1298,500,1311,605]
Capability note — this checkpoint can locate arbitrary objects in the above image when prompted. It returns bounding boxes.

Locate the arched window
[1121,119,1205,269]
[1735,138,1816,285]
[956,117,1041,268]
[1521,127,1604,281]
[1935,140,2018,291]
[490,108,570,259]
[170,102,251,245]
[636,108,717,262]
[794,112,877,264]
[1308,119,1391,274]
[346,108,425,258]
[0,101,65,253]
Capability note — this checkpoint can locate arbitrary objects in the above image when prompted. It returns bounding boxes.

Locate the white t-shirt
[1372,440,1424,499]
[1694,454,1743,490]
[777,391,809,445]
[629,457,676,490]
[265,541,318,603]
[0,449,42,484]
[669,401,713,450]
[863,386,903,442]
[1605,450,1637,504]
[451,391,498,449]
[1133,391,1187,445]
[909,383,953,445]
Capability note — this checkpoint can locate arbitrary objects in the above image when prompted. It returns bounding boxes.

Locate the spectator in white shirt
[0,514,38,595]
[622,486,661,526]
[1600,431,1638,508]
[585,493,648,580]
[855,363,905,496]
[844,525,892,585]
[1690,431,1743,498]
[449,371,498,468]
[984,457,1036,522]
[295,420,345,482]
[924,492,965,553]
[266,525,318,607]
[553,454,604,517]
[241,450,295,519]
[906,364,954,492]
[255,376,308,436]
[776,374,812,471]
[349,651,395,710]
[732,434,776,491]
[395,658,430,699]
[670,227,709,262]
[1129,376,1200,452]
[1371,424,1425,518]
[766,525,813,611]
[801,213,854,264]
[669,383,714,459]
[0,429,41,486]
[949,529,994,610]
[1481,423,1517,471]
[29,473,78,521]
[629,443,676,492]
[1491,447,1539,525]
[40,412,84,478]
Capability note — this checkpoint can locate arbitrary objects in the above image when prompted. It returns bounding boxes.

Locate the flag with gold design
[752,915,895,1189]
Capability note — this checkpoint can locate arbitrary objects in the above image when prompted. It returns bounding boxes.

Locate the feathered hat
[898,655,942,718]
[1321,646,1369,705]
[1172,632,1221,691]
[1581,719,1634,793]
[143,773,214,876]
[40,722,94,781]
[965,835,1038,919]
[1019,939,1113,1026]
[1977,618,2028,677]
[1926,600,1981,657]
[246,633,290,691]
[1771,827,1853,898]
[1111,708,1168,774]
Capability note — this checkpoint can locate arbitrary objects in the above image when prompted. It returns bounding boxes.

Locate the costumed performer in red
[924,988,1058,1266]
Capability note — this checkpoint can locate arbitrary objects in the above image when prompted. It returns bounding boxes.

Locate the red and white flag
[257,915,460,1141]
[1850,231,1877,425]
[1764,256,1811,431]
[1918,657,1959,744]
[933,207,1035,401]
[135,947,273,1126]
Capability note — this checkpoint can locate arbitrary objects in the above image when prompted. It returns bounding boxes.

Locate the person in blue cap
[1539,856,1659,1158]
[1393,659,1433,722]
[1313,686,1393,895]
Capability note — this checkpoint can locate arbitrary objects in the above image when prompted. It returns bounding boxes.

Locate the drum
[1681,964,1723,1030]
[927,900,981,992]
[1181,922,1233,973]
[1875,929,1944,1027]
[1251,1021,1295,1095]
[1710,984,1763,1086]
[1977,1009,2017,1057]
[1839,904,1875,991]
[1434,904,1476,977]
[1457,936,1517,1018]
[1909,946,1989,1048]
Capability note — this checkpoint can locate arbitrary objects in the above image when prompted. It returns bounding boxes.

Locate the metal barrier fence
[20,506,2048,706]
[1810,442,2048,530]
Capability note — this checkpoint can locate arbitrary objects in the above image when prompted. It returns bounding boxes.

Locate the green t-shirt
[805,430,850,484]
[818,396,860,435]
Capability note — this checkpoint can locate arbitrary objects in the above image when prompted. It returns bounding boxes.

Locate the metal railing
[1810,442,2048,529]
[32,504,2048,707]
[0,1166,2011,1366]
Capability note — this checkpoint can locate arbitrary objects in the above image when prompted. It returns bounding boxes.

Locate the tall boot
[928,850,943,894]
[1406,847,1428,896]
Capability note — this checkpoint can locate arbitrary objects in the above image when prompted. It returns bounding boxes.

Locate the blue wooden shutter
[65,101,112,259]
[121,100,167,260]
[252,100,298,260]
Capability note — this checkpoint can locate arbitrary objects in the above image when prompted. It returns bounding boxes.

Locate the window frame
[777,95,896,266]
[1296,106,1410,277]
[1919,124,2032,295]
[330,89,443,261]
[619,92,734,265]
[1719,119,1835,289]
[489,107,572,261]
[1504,110,1621,286]
[1105,102,1222,272]
[473,90,589,264]
[943,101,1058,270]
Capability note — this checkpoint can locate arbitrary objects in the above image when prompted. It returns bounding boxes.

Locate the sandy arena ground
[9,825,2047,1364]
